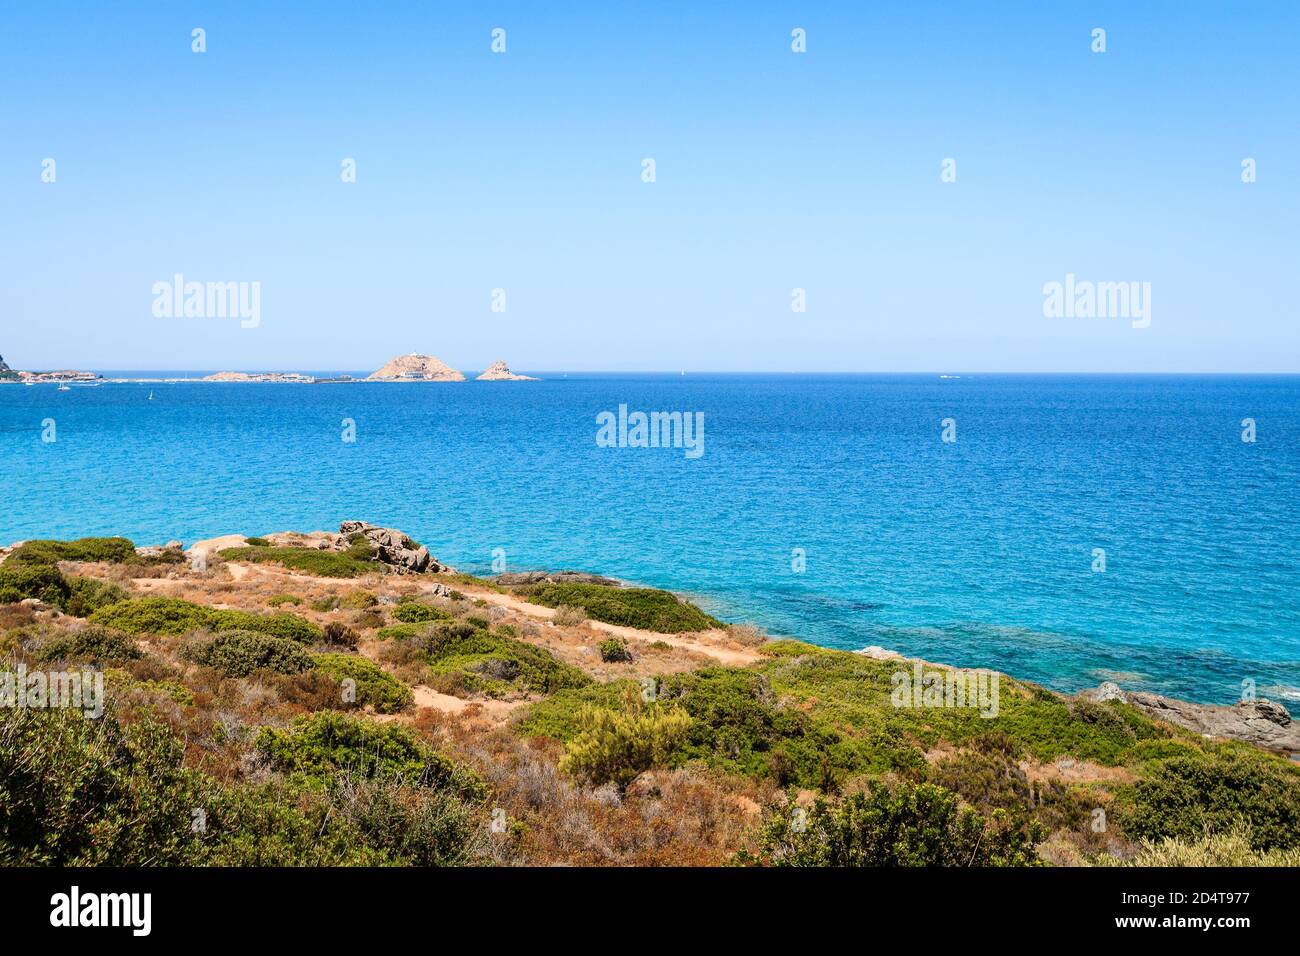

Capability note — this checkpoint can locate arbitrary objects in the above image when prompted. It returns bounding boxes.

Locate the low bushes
[559,696,693,791]
[742,779,1044,867]
[219,538,379,578]
[7,537,137,565]
[254,712,484,799]
[183,631,316,678]
[422,619,591,696]
[1121,748,1300,851]
[312,653,413,713]
[62,577,130,617]
[90,598,322,643]
[0,706,488,866]
[598,638,633,662]
[30,625,141,665]
[522,583,721,633]
[392,602,450,624]
[0,563,71,607]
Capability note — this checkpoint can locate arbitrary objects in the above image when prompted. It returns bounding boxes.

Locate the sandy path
[132,560,765,668]
[461,588,764,666]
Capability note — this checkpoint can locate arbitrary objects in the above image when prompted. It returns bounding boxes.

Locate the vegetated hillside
[1,535,1297,867]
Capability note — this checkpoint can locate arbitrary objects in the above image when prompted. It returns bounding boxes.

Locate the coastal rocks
[135,541,185,559]
[367,354,466,382]
[496,570,621,587]
[0,355,8,371]
[1094,681,1126,703]
[1082,684,1300,752]
[476,360,538,381]
[339,521,444,574]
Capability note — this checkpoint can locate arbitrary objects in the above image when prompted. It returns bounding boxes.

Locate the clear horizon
[4,1,1298,373]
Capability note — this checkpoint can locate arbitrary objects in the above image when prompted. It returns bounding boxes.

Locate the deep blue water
[4,373,1298,705]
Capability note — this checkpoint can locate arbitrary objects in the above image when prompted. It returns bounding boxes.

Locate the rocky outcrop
[496,570,622,587]
[339,521,446,574]
[0,355,9,371]
[1081,683,1300,753]
[367,354,466,382]
[476,360,538,381]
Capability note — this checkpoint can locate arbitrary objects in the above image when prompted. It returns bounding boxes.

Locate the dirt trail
[131,560,766,668]
[443,587,764,666]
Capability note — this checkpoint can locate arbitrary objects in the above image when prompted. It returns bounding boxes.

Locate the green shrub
[378,622,428,642]
[218,545,377,578]
[31,625,141,665]
[184,631,316,678]
[8,537,136,565]
[742,779,1044,867]
[1122,749,1300,851]
[245,537,271,548]
[558,696,693,791]
[254,712,484,798]
[392,602,449,624]
[341,591,377,609]
[523,583,721,633]
[62,576,130,617]
[422,620,591,696]
[312,653,413,713]
[89,597,322,643]
[267,594,302,607]
[0,708,207,865]
[0,562,70,607]
[598,638,633,662]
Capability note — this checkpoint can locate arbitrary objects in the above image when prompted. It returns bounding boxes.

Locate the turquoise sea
[4,373,1298,705]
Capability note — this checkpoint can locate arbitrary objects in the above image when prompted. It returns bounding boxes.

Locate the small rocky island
[476,360,538,381]
[367,353,467,382]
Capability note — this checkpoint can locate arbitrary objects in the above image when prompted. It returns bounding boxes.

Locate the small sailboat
[57,384,70,391]
[148,390,155,401]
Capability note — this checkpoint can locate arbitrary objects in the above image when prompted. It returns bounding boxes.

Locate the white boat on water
[57,384,71,391]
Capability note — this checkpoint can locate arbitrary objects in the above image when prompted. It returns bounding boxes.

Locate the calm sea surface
[4,373,1298,704]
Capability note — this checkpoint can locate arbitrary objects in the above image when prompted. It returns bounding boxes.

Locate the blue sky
[2,1,1297,372]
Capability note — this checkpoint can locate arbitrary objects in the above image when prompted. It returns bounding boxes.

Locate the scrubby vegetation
[7,537,137,565]
[28,625,141,665]
[4,541,1299,869]
[559,695,693,791]
[740,779,1044,867]
[255,712,482,797]
[598,637,633,662]
[312,653,413,713]
[392,601,450,624]
[218,537,378,578]
[421,620,591,697]
[0,706,488,866]
[183,631,316,678]
[90,597,322,642]
[521,583,721,633]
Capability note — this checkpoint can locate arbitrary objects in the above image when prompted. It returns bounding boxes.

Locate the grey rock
[1095,681,1126,703]
[1083,684,1300,753]
[339,521,446,574]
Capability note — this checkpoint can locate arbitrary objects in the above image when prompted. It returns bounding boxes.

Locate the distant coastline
[0,352,539,384]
